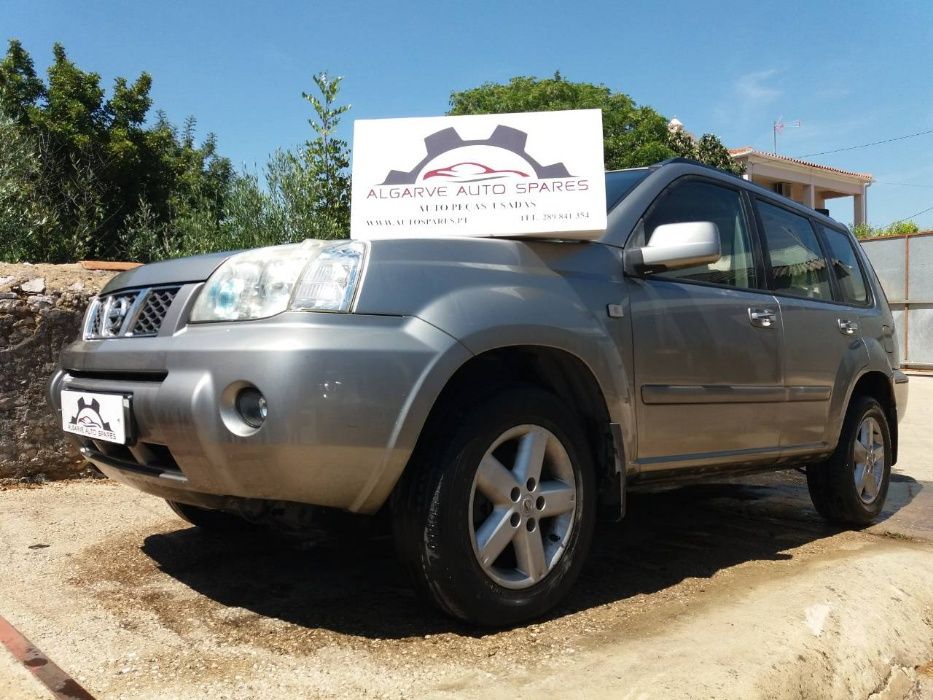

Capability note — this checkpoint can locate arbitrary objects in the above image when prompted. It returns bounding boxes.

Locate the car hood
[100,251,235,294]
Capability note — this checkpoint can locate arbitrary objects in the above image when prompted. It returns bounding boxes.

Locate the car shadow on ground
[140,469,924,639]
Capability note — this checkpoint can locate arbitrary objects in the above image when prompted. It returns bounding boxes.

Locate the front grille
[133,288,178,335]
[84,286,180,339]
[87,291,140,338]
[88,298,105,334]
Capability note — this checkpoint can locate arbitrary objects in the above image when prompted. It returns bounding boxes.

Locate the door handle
[838,318,859,335]
[748,308,777,328]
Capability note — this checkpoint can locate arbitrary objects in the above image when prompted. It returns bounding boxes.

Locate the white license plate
[61,390,129,444]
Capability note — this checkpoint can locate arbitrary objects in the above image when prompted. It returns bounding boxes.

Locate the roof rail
[651,157,743,178]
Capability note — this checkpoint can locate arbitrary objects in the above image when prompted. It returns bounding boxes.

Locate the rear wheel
[392,385,596,626]
[806,395,891,525]
[165,500,258,533]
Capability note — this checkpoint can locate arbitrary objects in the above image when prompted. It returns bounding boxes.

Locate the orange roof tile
[728,147,873,181]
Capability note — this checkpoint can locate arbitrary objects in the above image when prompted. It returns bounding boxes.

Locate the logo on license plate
[67,396,118,442]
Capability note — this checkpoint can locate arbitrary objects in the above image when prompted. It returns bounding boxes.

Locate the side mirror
[624,221,721,275]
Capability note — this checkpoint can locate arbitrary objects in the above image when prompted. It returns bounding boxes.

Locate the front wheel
[807,395,892,525]
[392,385,596,626]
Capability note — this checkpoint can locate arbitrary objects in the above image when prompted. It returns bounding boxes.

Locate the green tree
[0,40,44,124]
[117,71,353,261]
[668,129,741,174]
[0,119,59,261]
[301,72,351,235]
[852,220,920,239]
[1,44,352,263]
[0,40,234,262]
[449,73,742,174]
[254,72,351,243]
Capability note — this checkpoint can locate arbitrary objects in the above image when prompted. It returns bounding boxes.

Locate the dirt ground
[2,378,932,699]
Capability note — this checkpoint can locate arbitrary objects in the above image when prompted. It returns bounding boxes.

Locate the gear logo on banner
[380,126,572,185]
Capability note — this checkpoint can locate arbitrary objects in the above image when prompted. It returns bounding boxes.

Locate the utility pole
[773,118,801,154]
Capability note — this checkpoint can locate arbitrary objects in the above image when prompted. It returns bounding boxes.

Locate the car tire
[392,384,596,626]
[165,500,258,533]
[806,395,892,526]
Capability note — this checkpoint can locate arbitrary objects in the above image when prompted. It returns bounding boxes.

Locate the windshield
[605,169,649,211]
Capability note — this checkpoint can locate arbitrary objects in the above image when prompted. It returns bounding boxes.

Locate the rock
[20,277,46,294]
[1,263,117,481]
[0,276,14,288]
[27,295,54,309]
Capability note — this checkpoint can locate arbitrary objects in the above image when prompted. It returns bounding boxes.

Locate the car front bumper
[49,310,469,513]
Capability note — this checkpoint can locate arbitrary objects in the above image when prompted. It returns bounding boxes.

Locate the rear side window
[644,180,758,288]
[757,200,832,300]
[820,225,869,305]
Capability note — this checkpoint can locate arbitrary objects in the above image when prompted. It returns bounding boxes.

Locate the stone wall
[0,263,116,480]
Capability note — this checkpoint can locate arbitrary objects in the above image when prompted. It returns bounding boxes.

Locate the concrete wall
[0,264,115,480]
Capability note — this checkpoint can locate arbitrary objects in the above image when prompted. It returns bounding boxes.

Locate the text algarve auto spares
[365,178,592,200]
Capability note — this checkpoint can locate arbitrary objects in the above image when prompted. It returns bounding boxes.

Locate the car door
[753,199,868,452]
[818,222,881,349]
[627,177,785,474]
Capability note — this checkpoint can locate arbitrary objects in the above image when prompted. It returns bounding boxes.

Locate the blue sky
[5,0,932,228]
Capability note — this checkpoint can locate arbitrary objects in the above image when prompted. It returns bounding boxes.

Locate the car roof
[600,159,849,248]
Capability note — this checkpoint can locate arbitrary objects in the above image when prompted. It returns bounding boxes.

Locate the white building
[728,147,872,226]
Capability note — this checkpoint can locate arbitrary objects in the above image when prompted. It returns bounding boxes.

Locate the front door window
[645,179,758,289]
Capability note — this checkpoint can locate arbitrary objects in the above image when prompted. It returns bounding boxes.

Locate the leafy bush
[0,42,351,263]
[852,220,920,239]
[0,41,235,262]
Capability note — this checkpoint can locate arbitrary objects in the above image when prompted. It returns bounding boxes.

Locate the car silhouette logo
[68,397,112,432]
[422,162,530,183]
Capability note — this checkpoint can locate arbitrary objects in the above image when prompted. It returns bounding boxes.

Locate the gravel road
[2,377,932,699]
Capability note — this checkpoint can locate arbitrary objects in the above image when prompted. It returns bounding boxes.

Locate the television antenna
[773,117,801,154]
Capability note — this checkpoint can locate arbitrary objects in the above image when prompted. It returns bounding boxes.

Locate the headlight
[190,240,367,322]
[291,240,367,312]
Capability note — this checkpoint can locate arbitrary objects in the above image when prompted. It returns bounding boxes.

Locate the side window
[644,180,758,288]
[757,200,832,300]
[820,225,869,305]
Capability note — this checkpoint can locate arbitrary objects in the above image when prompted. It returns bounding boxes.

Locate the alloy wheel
[468,424,577,590]
[853,416,885,504]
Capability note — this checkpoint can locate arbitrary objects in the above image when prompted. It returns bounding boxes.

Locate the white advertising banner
[350,109,607,240]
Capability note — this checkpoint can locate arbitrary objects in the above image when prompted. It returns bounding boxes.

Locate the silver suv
[49,160,908,626]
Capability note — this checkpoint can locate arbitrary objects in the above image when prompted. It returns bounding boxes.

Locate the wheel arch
[846,370,898,464]
[400,345,624,517]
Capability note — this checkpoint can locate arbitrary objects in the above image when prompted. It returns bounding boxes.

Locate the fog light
[236,388,267,428]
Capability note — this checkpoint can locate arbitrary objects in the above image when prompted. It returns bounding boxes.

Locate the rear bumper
[49,312,469,513]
